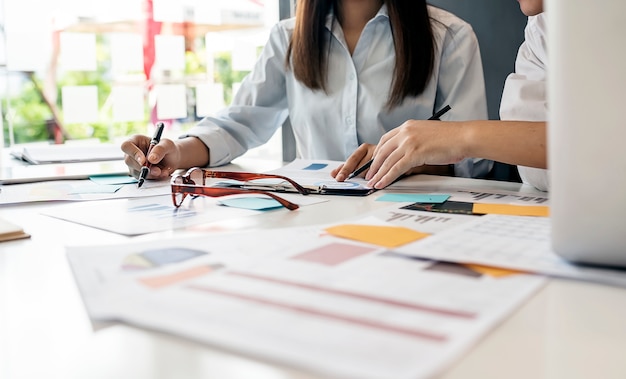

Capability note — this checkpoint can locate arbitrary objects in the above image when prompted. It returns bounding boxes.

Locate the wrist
[459,121,479,160]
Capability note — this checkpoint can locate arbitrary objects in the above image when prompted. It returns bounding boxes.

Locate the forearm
[462,121,547,169]
[175,137,210,169]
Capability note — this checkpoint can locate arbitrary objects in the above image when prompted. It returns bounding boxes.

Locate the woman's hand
[121,135,183,180]
[332,143,376,181]
[365,120,466,188]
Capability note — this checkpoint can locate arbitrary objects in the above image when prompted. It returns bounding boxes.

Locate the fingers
[367,146,411,189]
[365,124,420,189]
[121,136,149,173]
[330,163,345,178]
[368,154,414,189]
[121,136,176,180]
[334,144,375,181]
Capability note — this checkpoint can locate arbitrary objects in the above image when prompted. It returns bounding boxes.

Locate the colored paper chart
[324,224,430,248]
[122,247,208,270]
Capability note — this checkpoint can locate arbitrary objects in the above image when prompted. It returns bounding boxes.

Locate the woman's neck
[338,0,383,30]
[338,0,384,54]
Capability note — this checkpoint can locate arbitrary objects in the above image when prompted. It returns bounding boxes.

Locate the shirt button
[349,73,356,80]
[345,116,353,125]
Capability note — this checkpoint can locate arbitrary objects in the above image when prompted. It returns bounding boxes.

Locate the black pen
[137,122,165,188]
[346,105,452,180]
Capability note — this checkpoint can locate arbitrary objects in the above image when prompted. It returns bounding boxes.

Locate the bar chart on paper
[67,225,545,379]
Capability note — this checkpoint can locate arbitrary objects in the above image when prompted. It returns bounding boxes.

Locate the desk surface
[1,157,625,379]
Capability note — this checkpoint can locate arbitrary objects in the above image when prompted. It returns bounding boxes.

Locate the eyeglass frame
[170,168,309,210]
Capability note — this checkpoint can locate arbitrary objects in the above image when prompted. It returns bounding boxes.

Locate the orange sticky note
[325,224,430,248]
[462,263,525,277]
[472,203,549,217]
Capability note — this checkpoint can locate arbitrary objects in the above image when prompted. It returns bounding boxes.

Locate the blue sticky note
[140,248,208,266]
[303,163,328,170]
[89,175,138,185]
[218,197,284,211]
[376,194,450,203]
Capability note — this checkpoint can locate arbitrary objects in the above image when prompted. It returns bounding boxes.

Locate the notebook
[548,1,626,267]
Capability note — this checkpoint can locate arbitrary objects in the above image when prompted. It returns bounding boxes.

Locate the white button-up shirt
[500,13,549,191]
[183,5,489,177]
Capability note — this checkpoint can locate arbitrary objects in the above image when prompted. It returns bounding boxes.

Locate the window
[1,0,282,160]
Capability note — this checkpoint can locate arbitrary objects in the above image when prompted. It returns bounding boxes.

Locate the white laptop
[548,0,626,267]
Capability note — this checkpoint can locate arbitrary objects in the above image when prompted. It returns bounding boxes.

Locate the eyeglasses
[170,168,309,210]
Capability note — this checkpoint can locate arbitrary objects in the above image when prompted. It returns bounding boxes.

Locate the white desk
[1,157,625,379]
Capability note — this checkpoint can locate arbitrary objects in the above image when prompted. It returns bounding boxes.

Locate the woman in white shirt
[122,0,489,180]
[335,0,549,191]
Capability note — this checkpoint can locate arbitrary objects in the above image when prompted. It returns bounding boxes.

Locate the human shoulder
[427,5,475,36]
[526,13,547,36]
[525,13,547,49]
[273,17,296,37]
[521,13,548,68]
[260,17,295,54]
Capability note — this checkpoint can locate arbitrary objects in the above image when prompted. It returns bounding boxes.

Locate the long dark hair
[286,0,436,108]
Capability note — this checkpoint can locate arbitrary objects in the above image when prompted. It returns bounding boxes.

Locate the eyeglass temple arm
[173,185,299,210]
[203,171,310,195]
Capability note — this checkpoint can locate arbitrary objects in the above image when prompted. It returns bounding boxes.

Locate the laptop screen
[547,0,626,267]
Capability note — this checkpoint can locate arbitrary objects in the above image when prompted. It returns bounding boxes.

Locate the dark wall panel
[428,0,528,119]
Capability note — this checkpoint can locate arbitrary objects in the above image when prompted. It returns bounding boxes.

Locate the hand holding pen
[137,122,165,188]
[346,105,451,180]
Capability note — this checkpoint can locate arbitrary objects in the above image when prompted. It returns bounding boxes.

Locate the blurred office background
[0,0,526,167]
[0,0,288,161]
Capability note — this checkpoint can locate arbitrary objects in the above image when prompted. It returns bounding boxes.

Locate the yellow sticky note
[472,203,550,217]
[325,224,430,248]
[462,263,525,278]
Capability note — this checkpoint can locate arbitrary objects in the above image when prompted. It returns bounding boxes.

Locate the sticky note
[303,163,328,170]
[155,84,187,119]
[62,86,99,123]
[111,85,145,122]
[377,194,450,203]
[195,83,225,117]
[110,33,143,73]
[462,264,525,278]
[60,32,97,71]
[325,224,430,248]
[155,35,185,70]
[139,265,215,289]
[218,197,283,211]
[472,203,549,217]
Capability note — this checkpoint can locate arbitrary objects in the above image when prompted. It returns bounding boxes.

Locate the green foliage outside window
[2,37,251,147]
